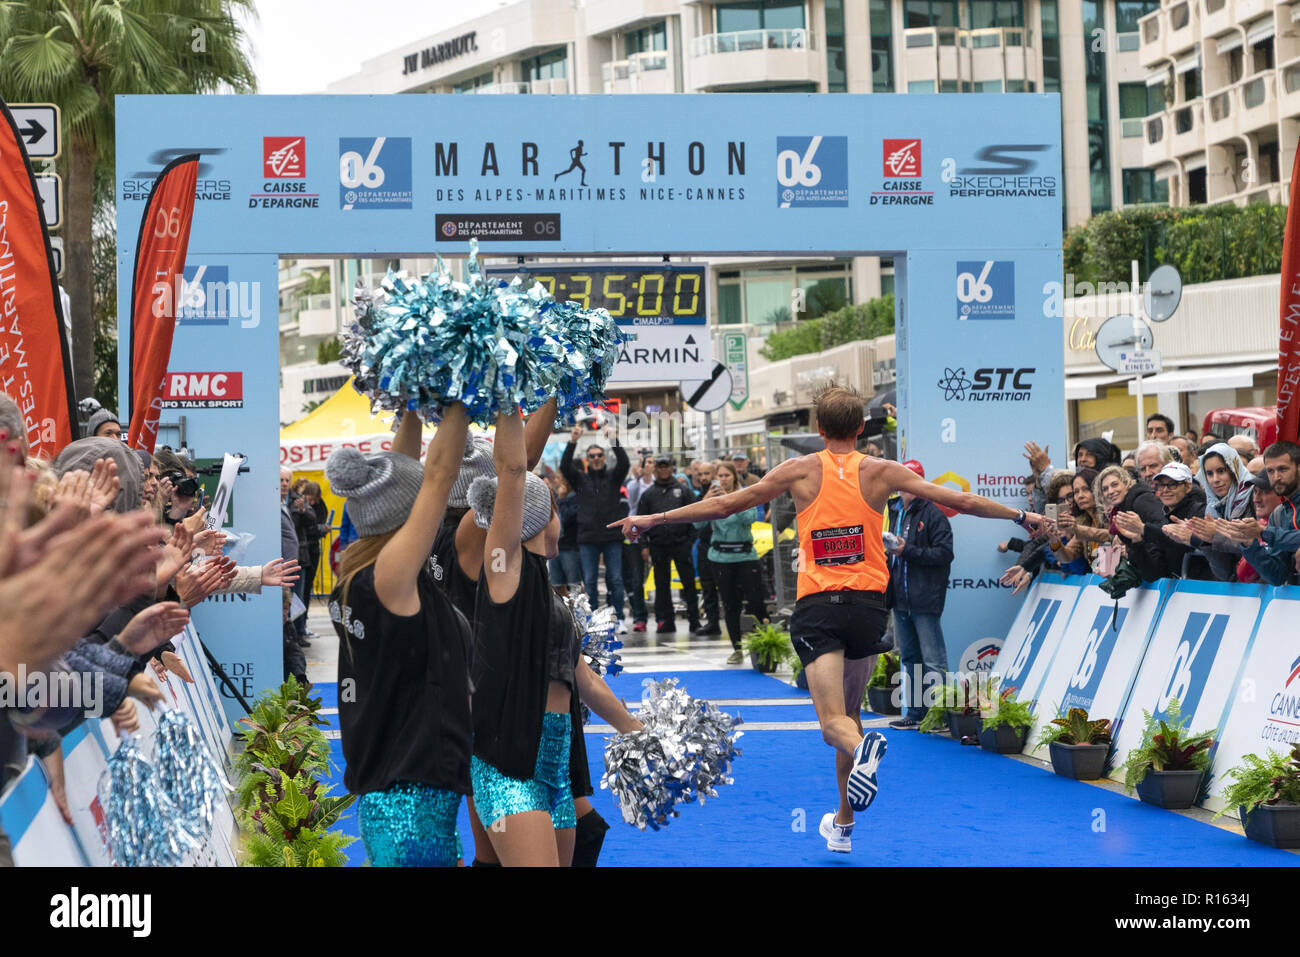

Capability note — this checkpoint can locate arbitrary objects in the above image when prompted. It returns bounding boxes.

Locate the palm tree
[0,0,257,403]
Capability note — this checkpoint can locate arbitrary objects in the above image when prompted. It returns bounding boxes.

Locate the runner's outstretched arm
[607,458,800,540]
[882,460,1045,531]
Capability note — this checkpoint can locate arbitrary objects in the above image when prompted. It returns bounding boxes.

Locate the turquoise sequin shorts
[471,711,575,830]
[356,780,463,866]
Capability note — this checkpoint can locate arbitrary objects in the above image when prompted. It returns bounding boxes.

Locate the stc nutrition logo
[776,135,848,208]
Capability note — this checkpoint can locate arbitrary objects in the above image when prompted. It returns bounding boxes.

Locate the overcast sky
[243,0,508,94]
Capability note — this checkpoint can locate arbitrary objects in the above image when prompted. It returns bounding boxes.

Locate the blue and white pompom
[342,238,629,426]
[567,592,623,679]
[99,734,201,867]
[152,710,227,842]
[600,677,743,831]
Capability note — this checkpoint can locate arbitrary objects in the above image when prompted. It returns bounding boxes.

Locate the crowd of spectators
[0,396,302,864]
[1000,412,1300,592]
[545,425,773,663]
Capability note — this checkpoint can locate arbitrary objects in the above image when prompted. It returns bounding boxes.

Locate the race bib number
[810,525,865,566]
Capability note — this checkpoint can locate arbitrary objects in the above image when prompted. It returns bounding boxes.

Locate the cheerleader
[325,404,471,866]
[465,408,642,865]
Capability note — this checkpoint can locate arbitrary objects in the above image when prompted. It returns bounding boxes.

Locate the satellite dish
[1143,264,1182,323]
[1094,314,1153,372]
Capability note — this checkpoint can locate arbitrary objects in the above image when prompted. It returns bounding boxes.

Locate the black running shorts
[789,591,890,668]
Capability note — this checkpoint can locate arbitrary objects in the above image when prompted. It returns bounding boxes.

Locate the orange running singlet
[795,450,890,600]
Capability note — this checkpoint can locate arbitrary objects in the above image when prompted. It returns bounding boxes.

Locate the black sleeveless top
[431,518,479,624]
[330,565,472,795]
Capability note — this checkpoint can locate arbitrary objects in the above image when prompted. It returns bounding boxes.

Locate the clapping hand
[87,458,120,513]
[174,556,236,606]
[1161,516,1195,546]
[117,602,190,656]
[1023,441,1051,476]
[1113,511,1146,543]
[1216,517,1264,544]
[160,650,193,683]
[1184,516,1220,542]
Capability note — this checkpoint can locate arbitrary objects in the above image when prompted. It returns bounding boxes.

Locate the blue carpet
[604,669,808,701]
[309,681,1300,866]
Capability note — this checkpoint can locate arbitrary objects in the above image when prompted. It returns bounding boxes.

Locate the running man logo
[1062,605,1128,712]
[928,471,970,517]
[1153,612,1229,722]
[1001,597,1063,691]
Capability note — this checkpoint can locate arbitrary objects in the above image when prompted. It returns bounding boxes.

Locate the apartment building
[1138,0,1300,207]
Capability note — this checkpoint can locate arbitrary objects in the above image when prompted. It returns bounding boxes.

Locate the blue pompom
[342,240,629,426]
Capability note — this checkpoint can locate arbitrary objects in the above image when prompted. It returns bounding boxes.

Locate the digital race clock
[484,263,707,325]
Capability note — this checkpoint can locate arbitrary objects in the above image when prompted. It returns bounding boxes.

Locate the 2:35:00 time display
[504,265,707,323]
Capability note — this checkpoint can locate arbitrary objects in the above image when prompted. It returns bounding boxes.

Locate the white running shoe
[819,812,854,853]
[846,731,887,812]
[616,619,628,635]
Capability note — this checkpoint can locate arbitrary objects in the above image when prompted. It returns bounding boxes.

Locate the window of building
[524,49,567,81]
[1005,79,1033,92]
[1251,37,1274,74]
[454,72,493,93]
[973,79,1004,92]
[1040,0,1060,93]
[1083,1,1112,215]
[970,1,1024,29]
[904,0,958,28]
[870,0,894,92]
[1122,169,1168,204]
[908,79,937,93]
[625,22,667,56]
[1182,67,1200,101]
[716,261,854,325]
[825,0,846,92]
[940,79,960,92]
[716,0,806,33]
[718,282,743,325]
[1114,1,1158,34]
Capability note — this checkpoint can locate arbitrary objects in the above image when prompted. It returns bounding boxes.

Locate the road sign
[614,326,709,383]
[1117,348,1162,376]
[34,173,62,229]
[10,104,60,159]
[681,362,733,413]
[48,237,64,277]
[723,332,748,410]
[1143,264,1181,323]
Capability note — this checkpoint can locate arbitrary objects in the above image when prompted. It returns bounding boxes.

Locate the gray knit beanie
[52,437,143,513]
[448,432,496,509]
[467,471,554,541]
[0,394,22,445]
[86,408,121,437]
[324,447,423,538]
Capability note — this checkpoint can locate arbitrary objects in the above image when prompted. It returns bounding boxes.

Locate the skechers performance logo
[941,144,1056,198]
[50,887,151,937]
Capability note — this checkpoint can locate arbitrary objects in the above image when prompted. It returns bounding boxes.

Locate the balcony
[467,81,531,94]
[1167,2,1197,57]
[601,50,673,93]
[529,77,571,94]
[1138,9,1164,68]
[583,0,677,37]
[1279,55,1300,117]
[1205,84,1235,143]
[1144,111,1173,165]
[1172,99,1205,156]
[901,26,1033,89]
[688,28,820,90]
[1238,73,1277,130]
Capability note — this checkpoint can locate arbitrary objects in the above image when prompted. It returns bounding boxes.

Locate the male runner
[609,387,1044,853]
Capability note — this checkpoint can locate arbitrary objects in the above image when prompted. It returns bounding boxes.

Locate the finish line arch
[116,93,1063,720]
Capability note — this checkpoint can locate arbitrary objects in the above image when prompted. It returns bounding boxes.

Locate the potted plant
[865,651,901,715]
[917,678,980,738]
[978,687,1035,754]
[742,620,793,675]
[1034,707,1112,780]
[1119,699,1215,810]
[1214,745,1300,849]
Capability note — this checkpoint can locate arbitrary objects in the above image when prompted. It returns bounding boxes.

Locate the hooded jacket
[1073,438,1122,470]
[1191,443,1256,581]
[1242,484,1300,585]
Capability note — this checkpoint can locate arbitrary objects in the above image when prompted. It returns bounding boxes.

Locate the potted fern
[1214,745,1300,849]
[742,620,793,675]
[978,687,1035,754]
[865,651,901,715]
[917,678,980,738]
[1034,707,1112,780]
[1118,699,1215,809]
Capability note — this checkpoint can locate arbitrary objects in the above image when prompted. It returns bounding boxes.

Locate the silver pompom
[599,678,743,831]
